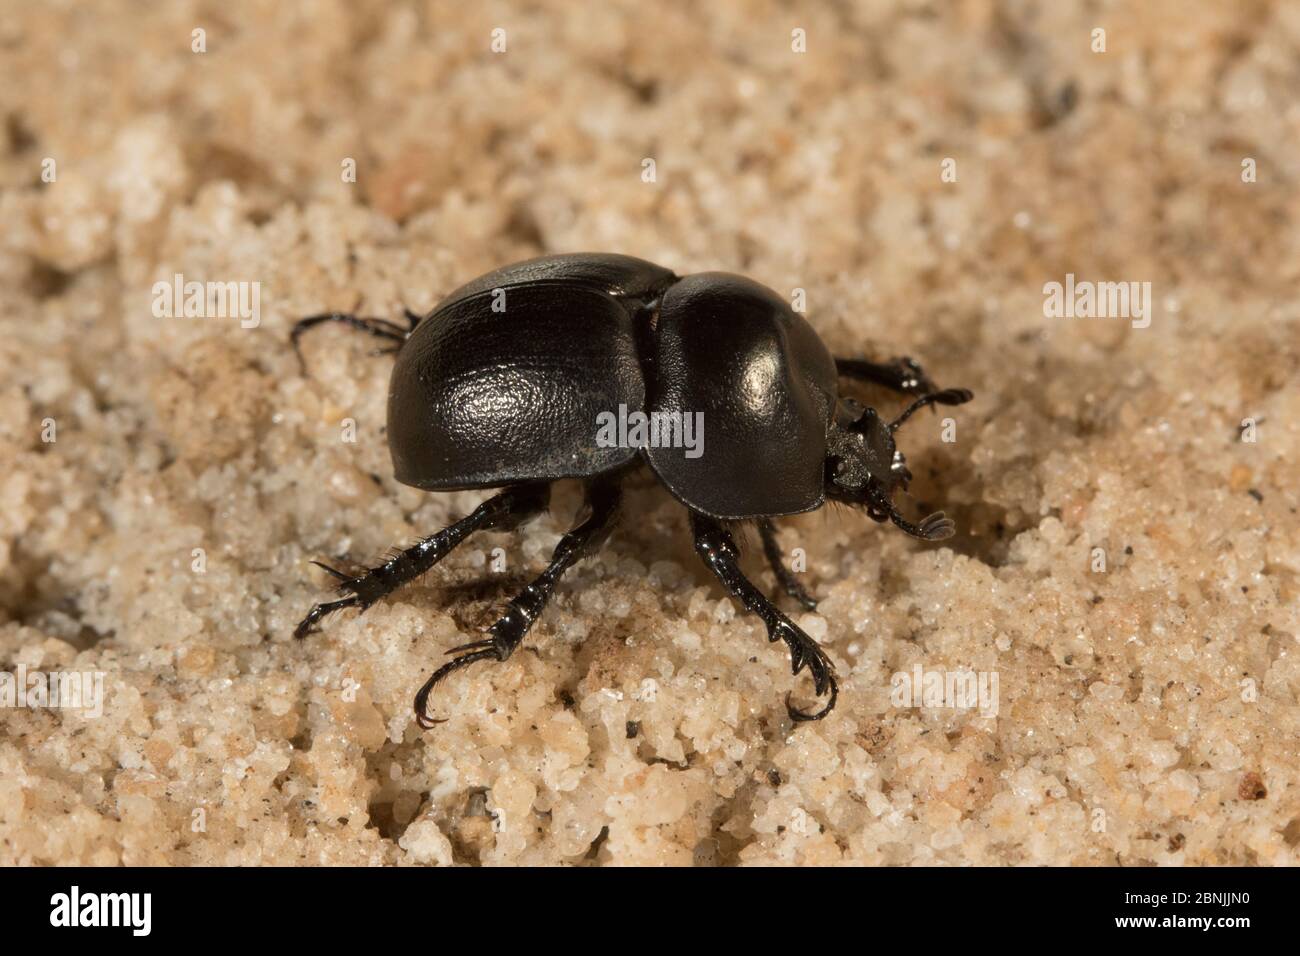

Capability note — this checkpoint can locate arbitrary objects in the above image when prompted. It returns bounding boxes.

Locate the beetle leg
[292,594,364,637]
[691,513,838,721]
[291,310,417,371]
[413,477,622,728]
[888,388,974,432]
[293,483,550,640]
[756,518,818,611]
[835,356,939,397]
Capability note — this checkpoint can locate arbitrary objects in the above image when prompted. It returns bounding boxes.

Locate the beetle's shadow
[427,573,534,629]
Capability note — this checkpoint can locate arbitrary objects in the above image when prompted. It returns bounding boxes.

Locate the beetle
[292,253,973,728]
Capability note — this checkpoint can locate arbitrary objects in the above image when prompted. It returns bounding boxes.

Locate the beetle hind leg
[691,513,838,721]
[293,483,549,640]
[413,476,623,729]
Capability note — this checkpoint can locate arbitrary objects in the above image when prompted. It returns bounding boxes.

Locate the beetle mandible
[292,253,973,727]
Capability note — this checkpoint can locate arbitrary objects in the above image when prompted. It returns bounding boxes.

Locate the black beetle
[292,253,972,727]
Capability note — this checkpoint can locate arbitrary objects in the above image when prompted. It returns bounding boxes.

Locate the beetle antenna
[889,388,974,432]
[888,505,956,541]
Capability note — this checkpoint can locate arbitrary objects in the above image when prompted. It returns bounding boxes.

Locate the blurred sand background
[0,0,1297,865]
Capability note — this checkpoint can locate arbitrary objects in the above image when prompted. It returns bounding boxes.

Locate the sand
[0,0,1297,865]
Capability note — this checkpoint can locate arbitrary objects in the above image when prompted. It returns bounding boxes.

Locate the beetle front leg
[294,482,550,639]
[413,476,622,728]
[835,355,939,397]
[691,513,838,721]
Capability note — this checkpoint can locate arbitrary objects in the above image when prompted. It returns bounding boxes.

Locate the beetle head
[826,389,973,541]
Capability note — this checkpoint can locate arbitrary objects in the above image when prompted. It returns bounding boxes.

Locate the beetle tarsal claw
[413,640,502,729]
[786,670,839,722]
[770,621,838,721]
